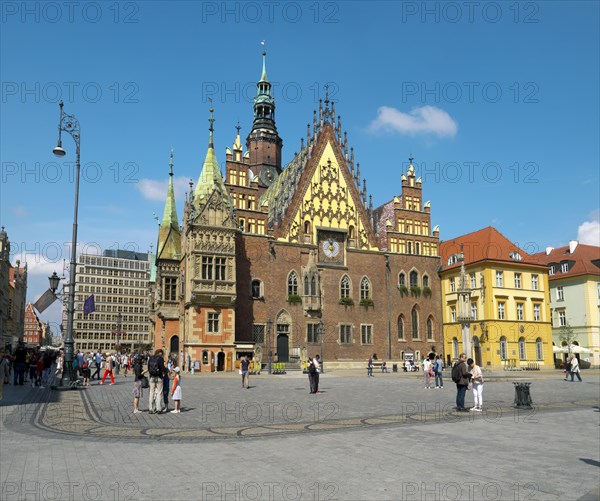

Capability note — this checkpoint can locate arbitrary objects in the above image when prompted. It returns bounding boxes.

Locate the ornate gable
[275,123,378,250]
[193,188,236,230]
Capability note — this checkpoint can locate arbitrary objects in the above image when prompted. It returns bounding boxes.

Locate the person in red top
[35,357,44,387]
[170,367,182,413]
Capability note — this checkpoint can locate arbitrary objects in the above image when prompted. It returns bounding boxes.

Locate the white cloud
[577,209,600,246]
[135,176,191,201]
[369,105,458,138]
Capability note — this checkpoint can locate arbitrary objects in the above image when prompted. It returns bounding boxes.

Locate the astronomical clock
[317,229,346,266]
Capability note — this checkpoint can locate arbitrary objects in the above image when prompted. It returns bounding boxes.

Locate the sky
[1,1,599,334]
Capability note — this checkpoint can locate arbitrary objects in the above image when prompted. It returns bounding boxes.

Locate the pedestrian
[0,349,9,400]
[434,355,444,388]
[170,367,182,413]
[24,350,31,382]
[563,356,572,380]
[240,355,250,389]
[121,354,129,377]
[82,353,91,386]
[186,352,191,374]
[147,349,166,414]
[381,361,388,373]
[132,355,145,414]
[568,355,583,382]
[29,351,38,386]
[114,352,120,376]
[467,358,484,411]
[13,344,26,385]
[53,351,64,387]
[162,364,170,412]
[307,357,316,394]
[452,353,470,412]
[76,350,85,377]
[423,356,433,389]
[100,353,115,385]
[35,356,44,387]
[367,356,373,377]
[313,354,321,393]
[41,351,52,387]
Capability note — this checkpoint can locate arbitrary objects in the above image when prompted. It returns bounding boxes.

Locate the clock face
[322,239,340,258]
[260,167,276,186]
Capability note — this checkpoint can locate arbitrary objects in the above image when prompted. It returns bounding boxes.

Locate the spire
[195,106,229,207]
[260,50,268,82]
[233,121,242,150]
[157,150,182,261]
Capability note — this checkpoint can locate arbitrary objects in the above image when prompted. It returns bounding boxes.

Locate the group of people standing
[452,353,485,412]
[133,349,182,414]
[563,354,583,382]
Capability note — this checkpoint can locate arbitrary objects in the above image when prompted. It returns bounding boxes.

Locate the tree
[558,323,578,354]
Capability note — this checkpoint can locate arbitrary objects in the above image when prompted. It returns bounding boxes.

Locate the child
[170,367,182,413]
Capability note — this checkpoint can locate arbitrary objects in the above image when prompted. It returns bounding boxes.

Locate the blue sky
[1,1,599,332]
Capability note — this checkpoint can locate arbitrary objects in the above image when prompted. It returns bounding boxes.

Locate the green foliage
[338,297,355,307]
[359,297,374,308]
[422,286,432,298]
[398,285,409,297]
[410,286,421,297]
[287,294,302,305]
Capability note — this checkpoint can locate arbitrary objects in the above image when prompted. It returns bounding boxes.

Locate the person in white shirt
[313,355,321,393]
[568,355,582,382]
[423,357,433,389]
[468,358,484,411]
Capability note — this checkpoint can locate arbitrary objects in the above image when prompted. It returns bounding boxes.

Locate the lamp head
[53,145,66,157]
[49,271,61,292]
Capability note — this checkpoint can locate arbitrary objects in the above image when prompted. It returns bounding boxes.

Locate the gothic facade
[151,53,442,370]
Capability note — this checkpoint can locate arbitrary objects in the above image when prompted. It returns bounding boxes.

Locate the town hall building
[150,53,442,371]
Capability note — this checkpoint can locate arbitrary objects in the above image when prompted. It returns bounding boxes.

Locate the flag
[84,294,96,317]
[34,288,57,313]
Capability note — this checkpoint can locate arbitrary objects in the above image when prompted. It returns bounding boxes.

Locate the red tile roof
[440,226,544,271]
[532,243,600,280]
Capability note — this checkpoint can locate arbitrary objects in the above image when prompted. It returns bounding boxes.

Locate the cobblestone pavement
[1,370,599,500]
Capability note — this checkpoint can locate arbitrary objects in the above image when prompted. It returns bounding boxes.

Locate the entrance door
[277,334,289,363]
[217,352,225,371]
[473,336,482,367]
[170,335,179,362]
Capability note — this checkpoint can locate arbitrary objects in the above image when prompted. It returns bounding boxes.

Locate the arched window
[411,307,419,339]
[287,271,298,296]
[410,271,418,287]
[452,338,459,359]
[340,275,350,299]
[422,275,429,288]
[518,337,526,360]
[311,276,316,296]
[536,338,543,360]
[360,277,371,300]
[500,336,507,360]
[398,315,405,340]
[304,275,309,296]
[427,317,434,340]
[399,273,406,286]
[304,221,311,234]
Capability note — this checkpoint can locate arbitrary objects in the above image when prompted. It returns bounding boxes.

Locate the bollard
[513,382,533,409]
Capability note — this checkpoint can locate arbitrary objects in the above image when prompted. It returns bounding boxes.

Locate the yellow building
[440,227,553,369]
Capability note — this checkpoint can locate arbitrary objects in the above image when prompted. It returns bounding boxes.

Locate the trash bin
[513,382,532,409]
[392,364,398,373]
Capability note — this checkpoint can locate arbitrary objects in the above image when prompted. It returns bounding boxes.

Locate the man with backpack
[147,349,166,414]
[452,353,470,412]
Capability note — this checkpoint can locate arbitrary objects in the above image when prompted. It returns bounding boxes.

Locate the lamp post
[456,247,473,359]
[52,99,81,385]
[267,318,272,374]
[319,320,324,374]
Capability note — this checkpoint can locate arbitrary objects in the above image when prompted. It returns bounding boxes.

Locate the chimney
[569,240,578,254]
[545,246,554,256]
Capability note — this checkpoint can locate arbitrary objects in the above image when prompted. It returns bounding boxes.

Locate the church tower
[153,151,183,355]
[246,51,283,186]
[181,106,238,372]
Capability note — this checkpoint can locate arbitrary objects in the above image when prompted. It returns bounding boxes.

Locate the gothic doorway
[217,351,225,371]
[473,336,482,367]
[277,334,289,363]
[170,335,179,362]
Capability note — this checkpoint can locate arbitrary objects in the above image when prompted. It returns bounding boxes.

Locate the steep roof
[440,226,543,271]
[156,151,182,261]
[532,243,600,280]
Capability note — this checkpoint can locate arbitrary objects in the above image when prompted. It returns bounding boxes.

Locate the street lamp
[456,247,473,359]
[52,99,81,386]
[319,320,324,374]
[267,318,272,374]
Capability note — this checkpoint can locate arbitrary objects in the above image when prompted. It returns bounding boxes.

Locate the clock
[322,239,340,258]
[259,166,277,187]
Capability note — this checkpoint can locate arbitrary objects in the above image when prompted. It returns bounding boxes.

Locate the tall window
[164,277,177,301]
[340,324,352,344]
[561,262,569,273]
[452,338,459,359]
[360,277,371,300]
[411,307,419,339]
[450,278,455,292]
[288,271,298,296]
[398,273,406,286]
[207,312,220,333]
[340,275,350,298]
[251,279,262,299]
[557,286,564,301]
[517,303,524,321]
[514,273,522,289]
[451,306,456,322]
[558,311,566,326]
[304,276,309,295]
[361,324,373,344]
[398,316,405,340]
[422,275,429,288]
[426,317,433,340]
[496,271,503,287]
[549,265,555,276]
[409,271,418,287]
[518,337,526,360]
[471,303,478,321]
[498,302,505,320]
[470,273,477,289]
[533,304,540,321]
[531,275,538,291]
[307,323,319,343]
[311,276,317,296]
[499,336,507,360]
[215,258,226,281]
[202,256,213,280]
[536,338,543,360]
